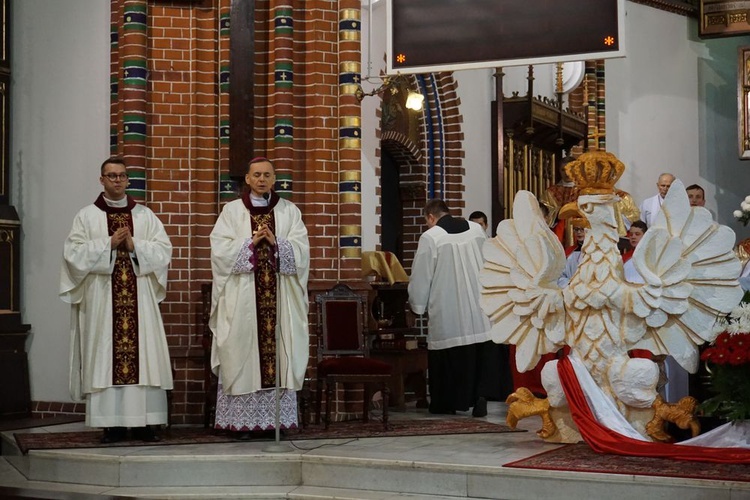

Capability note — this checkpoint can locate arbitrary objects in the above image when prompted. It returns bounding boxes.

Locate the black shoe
[100,427,127,444]
[132,426,161,442]
[428,405,456,415]
[472,397,488,418]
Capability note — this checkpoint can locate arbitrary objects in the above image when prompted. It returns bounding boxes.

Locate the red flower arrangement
[702,332,750,366]
[700,293,750,421]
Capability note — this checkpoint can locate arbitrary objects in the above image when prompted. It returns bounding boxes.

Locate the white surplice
[60,196,173,427]
[408,220,490,350]
[639,193,663,227]
[557,249,582,288]
[209,196,310,396]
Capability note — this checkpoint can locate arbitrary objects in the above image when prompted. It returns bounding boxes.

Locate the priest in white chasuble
[209,157,310,440]
[408,199,497,417]
[60,157,173,444]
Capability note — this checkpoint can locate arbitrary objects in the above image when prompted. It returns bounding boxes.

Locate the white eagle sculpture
[480,152,743,442]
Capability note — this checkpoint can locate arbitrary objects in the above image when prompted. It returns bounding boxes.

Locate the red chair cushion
[324,301,361,351]
[318,357,392,376]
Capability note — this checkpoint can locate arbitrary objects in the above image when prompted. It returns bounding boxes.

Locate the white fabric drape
[567,354,750,448]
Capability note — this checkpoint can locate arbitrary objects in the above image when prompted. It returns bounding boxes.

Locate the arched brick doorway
[377,73,465,270]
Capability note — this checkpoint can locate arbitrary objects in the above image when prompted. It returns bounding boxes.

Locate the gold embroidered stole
[108,212,139,385]
[93,196,140,386]
[250,211,278,388]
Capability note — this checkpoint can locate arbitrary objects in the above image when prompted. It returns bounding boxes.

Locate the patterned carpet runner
[13,418,521,455]
[505,443,750,482]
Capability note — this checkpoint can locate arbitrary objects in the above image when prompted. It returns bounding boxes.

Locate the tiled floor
[1,402,749,499]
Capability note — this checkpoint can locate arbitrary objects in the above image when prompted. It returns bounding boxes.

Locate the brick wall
[32,1,474,424]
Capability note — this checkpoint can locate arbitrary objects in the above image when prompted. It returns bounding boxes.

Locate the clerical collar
[94,193,136,213]
[249,192,269,207]
[103,196,128,208]
[241,189,279,214]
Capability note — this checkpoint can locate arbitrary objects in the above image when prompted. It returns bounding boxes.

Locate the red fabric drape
[510,347,555,397]
[557,356,750,463]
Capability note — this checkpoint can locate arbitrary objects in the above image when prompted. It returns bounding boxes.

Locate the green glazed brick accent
[274,119,293,144]
[220,12,230,37]
[123,113,147,142]
[123,58,147,87]
[275,173,293,199]
[219,173,239,201]
[123,4,147,32]
[275,9,293,35]
[125,169,146,200]
[220,119,230,145]
[275,61,293,88]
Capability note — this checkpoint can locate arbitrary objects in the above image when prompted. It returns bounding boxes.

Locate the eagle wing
[480,191,568,371]
[626,179,743,372]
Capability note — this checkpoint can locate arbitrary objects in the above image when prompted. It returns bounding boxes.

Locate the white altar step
[2,404,750,500]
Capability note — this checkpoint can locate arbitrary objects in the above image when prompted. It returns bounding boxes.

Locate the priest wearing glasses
[60,157,173,444]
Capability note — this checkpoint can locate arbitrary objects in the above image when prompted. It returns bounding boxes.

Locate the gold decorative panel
[740,46,750,160]
[701,1,750,38]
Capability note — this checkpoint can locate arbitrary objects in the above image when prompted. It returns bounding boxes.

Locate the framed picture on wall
[738,46,750,160]
[700,1,750,38]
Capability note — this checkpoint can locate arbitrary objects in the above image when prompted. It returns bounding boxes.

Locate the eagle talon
[646,395,700,443]
[506,387,557,439]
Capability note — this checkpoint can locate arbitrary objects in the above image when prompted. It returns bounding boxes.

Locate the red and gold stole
[94,194,139,385]
[242,190,281,388]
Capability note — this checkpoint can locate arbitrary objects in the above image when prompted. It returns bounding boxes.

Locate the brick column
[219,1,235,204]
[295,1,341,282]
[338,3,362,273]
[271,2,295,198]
[596,59,606,151]
[583,60,598,151]
[110,1,122,156]
[120,0,148,201]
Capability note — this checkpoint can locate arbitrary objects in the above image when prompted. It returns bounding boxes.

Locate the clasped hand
[111,226,134,252]
[252,224,276,247]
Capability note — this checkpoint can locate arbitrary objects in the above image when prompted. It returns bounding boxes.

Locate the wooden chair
[200,283,310,429]
[315,284,391,430]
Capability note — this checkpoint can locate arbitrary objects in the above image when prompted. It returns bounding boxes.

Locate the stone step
[3,440,747,500]
[3,417,750,500]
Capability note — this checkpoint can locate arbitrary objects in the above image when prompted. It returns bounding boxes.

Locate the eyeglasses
[103,173,129,181]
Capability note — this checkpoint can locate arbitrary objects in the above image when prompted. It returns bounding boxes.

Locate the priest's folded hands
[252,224,276,246]
[110,226,134,252]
